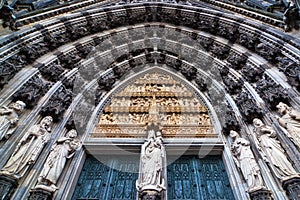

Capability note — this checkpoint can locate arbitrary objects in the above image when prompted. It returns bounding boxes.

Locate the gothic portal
[0,0,300,200]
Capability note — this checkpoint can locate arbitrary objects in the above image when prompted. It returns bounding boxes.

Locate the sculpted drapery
[0,116,53,179]
[276,102,300,148]
[137,129,166,192]
[0,101,26,140]
[230,130,264,192]
[253,118,299,180]
[35,129,81,192]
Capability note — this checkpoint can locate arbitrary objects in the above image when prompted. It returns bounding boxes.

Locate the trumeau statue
[229,130,264,192]
[34,129,81,192]
[253,118,300,180]
[0,116,53,179]
[0,101,26,140]
[275,102,300,148]
[136,128,166,194]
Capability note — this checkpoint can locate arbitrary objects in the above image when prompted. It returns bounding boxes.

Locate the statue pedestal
[0,174,18,200]
[28,188,53,200]
[282,176,300,200]
[139,190,161,200]
[248,187,274,200]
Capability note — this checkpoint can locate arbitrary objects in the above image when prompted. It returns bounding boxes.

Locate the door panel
[72,155,139,200]
[73,155,234,200]
[167,155,234,200]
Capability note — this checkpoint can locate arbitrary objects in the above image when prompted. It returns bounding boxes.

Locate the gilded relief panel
[92,72,216,138]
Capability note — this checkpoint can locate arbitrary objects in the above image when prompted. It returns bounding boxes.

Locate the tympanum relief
[93,72,216,138]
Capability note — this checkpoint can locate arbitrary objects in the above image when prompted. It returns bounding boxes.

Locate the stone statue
[229,130,264,192]
[0,101,26,140]
[283,1,299,31]
[34,129,81,192]
[0,116,53,179]
[136,129,166,193]
[0,0,18,30]
[253,118,300,180]
[275,102,300,147]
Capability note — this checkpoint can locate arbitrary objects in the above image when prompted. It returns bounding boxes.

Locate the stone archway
[0,1,299,200]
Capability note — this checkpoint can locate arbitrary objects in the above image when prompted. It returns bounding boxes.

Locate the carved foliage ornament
[40,86,72,122]
[255,77,288,109]
[226,52,247,70]
[235,91,263,123]
[12,75,50,108]
[277,57,300,91]
[222,110,240,135]
[241,64,264,83]
[38,62,64,82]
[0,61,23,89]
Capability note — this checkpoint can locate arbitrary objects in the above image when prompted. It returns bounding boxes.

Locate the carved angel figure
[276,102,300,147]
[0,116,53,179]
[0,101,26,140]
[35,129,81,192]
[229,130,264,191]
[253,118,299,180]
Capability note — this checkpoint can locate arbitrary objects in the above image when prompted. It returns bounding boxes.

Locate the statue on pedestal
[34,129,81,192]
[0,116,53,179]
[275,102,300,148]
[0,101,26,140]
[136,127,166,199]
[253,118,300,181]
[229,130,264,192]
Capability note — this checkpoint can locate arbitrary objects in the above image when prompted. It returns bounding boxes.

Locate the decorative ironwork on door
[72,155,139,200]
[167,155,234,200]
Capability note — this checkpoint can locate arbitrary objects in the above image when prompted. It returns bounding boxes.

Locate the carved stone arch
[1,2,300,200]
[88,66,224,137]
[58,65,250,200]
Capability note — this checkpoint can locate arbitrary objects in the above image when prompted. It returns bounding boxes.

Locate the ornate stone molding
[28,188,53,200]
[282,176,300,200]
[248,187,274,200]
[0,174,18,200]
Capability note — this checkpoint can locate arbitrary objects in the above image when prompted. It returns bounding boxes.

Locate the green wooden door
[72,155,139,200]
[167,155,234,200]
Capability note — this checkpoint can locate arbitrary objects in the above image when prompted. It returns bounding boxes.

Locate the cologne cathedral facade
[0,0,299,200]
